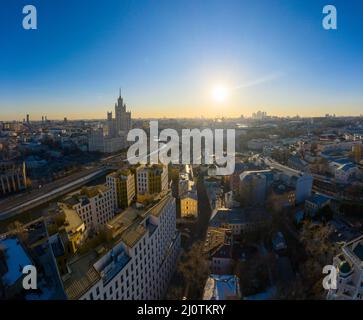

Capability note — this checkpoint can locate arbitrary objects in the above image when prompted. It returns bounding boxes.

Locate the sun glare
[212,85,229,103]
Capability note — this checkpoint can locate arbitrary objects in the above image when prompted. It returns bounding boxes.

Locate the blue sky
[0,0,362,120]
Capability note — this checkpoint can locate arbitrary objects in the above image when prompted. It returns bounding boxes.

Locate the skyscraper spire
[119,87,121,98]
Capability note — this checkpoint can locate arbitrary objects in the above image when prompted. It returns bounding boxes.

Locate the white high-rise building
[62,191,180,300]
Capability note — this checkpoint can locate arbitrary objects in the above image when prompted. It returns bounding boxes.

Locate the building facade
[136,164,168,195]
[180,191,198,218]
[61,185,115,231]
[239,170,271,207]
[88,128,125,153]
[106,170,136,209]
[0,161,27,196]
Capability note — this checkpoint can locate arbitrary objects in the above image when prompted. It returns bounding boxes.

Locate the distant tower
[114,88,131,135]
[26,114,30,124]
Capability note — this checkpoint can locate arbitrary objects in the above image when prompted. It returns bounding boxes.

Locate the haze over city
[1,0,363,120]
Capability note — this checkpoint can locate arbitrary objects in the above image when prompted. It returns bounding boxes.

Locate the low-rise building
[287,155,309,172]
[276,167,313,204]
[305,193,331,217]
[180,191,198,218]
[209,208,271,236]
[335,163,358,183]
[209,208,244,236]
[267,182,295,212]
[239,170,273,207]
[327,236,363,300]
[204,177,223,211]
[203,274,241,300]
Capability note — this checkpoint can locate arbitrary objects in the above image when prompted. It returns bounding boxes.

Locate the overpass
[0,167,110,221]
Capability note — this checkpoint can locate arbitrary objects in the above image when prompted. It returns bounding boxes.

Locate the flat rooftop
[343,235,363,265]
[0,237,32,286]
[204,227,231,256]
[63,250,100,300]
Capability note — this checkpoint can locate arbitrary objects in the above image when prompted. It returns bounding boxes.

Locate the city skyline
[1,0,363,120]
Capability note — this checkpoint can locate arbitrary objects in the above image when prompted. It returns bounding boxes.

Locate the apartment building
[88,128,125,153]
[276,168,313,204]
[136,164,168,195]
[106,170,135,209]
[239,170,270,207]
[61,191,180,300]
[61,185,115,231]
[178,164,198,218]
[180,191,198,218]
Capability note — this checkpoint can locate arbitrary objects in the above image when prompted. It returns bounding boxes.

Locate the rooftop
[210,207,270,227]
[352,243,363,261]
[63,250,100,300]
[79,185,109,198]
[342,235,363,266]
[204,227,232,256]
[306,193,331,206]
[108,169,132,179]
[338,162,357,172]
[58,204,84,234]
[203,274,241,300]
[61,185,110,208]
[0,237,32,287]
[210,208,244,226]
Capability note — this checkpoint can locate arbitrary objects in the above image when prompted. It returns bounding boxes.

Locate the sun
[212,85,229,103]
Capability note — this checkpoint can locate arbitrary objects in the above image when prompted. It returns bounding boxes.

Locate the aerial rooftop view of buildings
[1,0,363,308]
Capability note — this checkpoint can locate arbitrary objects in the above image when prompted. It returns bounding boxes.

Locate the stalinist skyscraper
[115,89,131,136]
[88,89,132,153]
